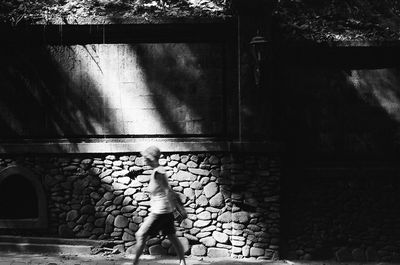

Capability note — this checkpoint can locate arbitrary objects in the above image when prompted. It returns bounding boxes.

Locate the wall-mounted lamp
[250,32,269,87]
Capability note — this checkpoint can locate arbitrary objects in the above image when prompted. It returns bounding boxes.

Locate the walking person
[131,146,186,265]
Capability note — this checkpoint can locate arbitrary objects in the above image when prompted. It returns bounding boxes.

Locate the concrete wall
[0,43,225,137]
[273,65,400,155]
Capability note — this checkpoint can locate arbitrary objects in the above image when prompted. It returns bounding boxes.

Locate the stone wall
[284,169,400,262]
[0,153,280,260]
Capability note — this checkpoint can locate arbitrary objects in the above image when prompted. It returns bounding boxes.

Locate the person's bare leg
[168,233,186,265]
[132,234,147,265]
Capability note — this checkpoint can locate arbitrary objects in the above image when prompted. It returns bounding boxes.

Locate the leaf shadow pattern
[128,43,225,136]
[0,42,121,151]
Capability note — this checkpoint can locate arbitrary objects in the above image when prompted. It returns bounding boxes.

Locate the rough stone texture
[66,210,79,222]
[200,237,217,247]
[208,248,230,258]
[0,153,280,260]
[232,212,249,224]
[250,247,265,257]
[352,248,366,262]
[217,212,232,223]
[114,215,129,228]
[197,211,211,220]
[188,168,210,176]
[286,171,400,262]
[204,182,218,198]
[191,244,207,256]
[58,224,74,237]
[336,247,353,262]
[209,193,224,207]
[194,220,212,228]
[122,232,135,241]
[212,231,229,243]
[174,171,196,182]
[149,245,167,255]
[196,195,209,207]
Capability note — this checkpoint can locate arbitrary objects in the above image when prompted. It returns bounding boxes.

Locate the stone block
[200,236,216,247]
[212,231,229,243]
[122,232,135,241]
[173,171,196,181]
[352,248,366,262]
[114,215,129,228]
[149,245,167,255]
[232,212,249,224]
[204,182,218,198]
[250,247,265,257]
[112,182,128,190]
[117,176,131,184]
[137,175,150,182]
[188,168,210,176]
[183,233,198,242]
[66,210,79,222]
[194,220,211,228]
[191,244,207,256]
[124,188,136,196]
[58,224,74,238]
[209,193,224,207]
[197,211,211,220]
[336,247,353,262]
[207,248,230,258]
[217,212,232,223]
[181,219,193,229]
[187,161,198,168]
[197,195,209,207]
[190,181,202,190]
[80,205,95,215]
[133,192,149,201]
[168,237,190,254]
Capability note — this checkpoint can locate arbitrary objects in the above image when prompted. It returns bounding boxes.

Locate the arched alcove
[0,166,47,229]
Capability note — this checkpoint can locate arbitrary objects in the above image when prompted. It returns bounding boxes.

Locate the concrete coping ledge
[0,138,283,154]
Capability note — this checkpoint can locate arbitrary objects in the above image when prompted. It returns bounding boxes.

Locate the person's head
[141,145,161,168]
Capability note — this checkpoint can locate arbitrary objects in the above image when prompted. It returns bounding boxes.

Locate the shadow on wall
[128,43,225,136]
[277,64,400,261]
[273,65,400,158]
[0,41,226,150]
[349,68,400,123]
[0,43,119,150]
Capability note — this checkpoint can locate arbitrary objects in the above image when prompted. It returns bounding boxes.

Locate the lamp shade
[250,35,269,63]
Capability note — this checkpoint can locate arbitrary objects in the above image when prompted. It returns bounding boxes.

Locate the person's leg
[132,214,157,265]
[132,233,148,265]
[168,233,186,265]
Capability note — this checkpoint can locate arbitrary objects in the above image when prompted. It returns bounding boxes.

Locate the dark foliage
[275,0,400,42]
[0,0,230,25]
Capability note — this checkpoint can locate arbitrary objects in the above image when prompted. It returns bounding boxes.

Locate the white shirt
[148,167,173,214]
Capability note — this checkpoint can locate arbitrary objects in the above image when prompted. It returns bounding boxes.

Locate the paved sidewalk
[0,253,397,265]
[0,253,285,265]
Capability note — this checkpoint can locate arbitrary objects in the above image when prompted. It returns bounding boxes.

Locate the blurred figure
[131,146,186,265]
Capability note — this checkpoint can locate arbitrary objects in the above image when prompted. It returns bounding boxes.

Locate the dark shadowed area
[276,49,400,260]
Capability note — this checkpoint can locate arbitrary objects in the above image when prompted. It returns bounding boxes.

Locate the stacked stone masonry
[285,174,400,262]
[0,154,280,260]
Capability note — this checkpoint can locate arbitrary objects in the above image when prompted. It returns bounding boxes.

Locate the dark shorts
[136,212,175,239]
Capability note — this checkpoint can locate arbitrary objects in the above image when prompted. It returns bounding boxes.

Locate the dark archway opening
[0,174,39,219]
